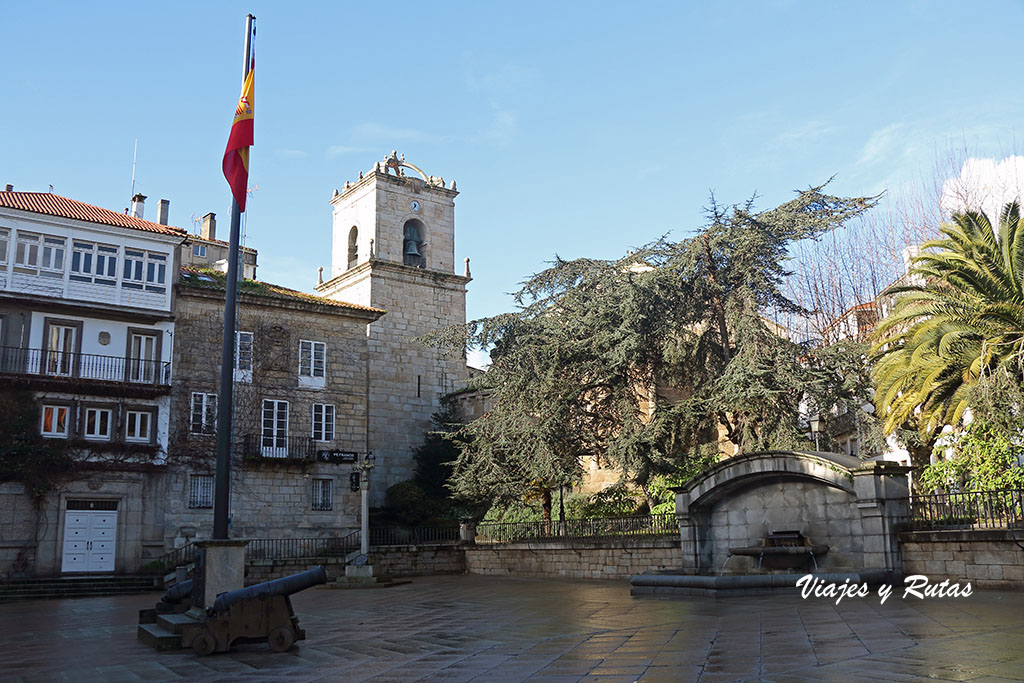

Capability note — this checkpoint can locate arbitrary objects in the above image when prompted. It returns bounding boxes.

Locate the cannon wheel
[268,626,296,652]
[191,628,217,656]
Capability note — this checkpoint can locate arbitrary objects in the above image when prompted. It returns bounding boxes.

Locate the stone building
[163,268,383,548]
[316,153,472,501]
[178,212,258,280]
[0,189,184,576]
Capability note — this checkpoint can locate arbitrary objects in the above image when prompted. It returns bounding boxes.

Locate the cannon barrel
[212,566,326,614]
[161,579,194,604]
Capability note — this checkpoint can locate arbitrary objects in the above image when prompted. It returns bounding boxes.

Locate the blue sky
[3,1,1022,327]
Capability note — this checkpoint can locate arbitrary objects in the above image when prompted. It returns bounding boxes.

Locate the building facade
[162,270,383,548]
[0,189,184,576]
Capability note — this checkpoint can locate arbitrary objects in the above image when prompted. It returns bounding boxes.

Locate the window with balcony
[83,406,114,441]
[312,403,335,441]
[312,478,333,511]
[125,409,154,443]
[41,404,70,438]
[261,399,289,457]
[298,340,326,388]
[42,318,82,377]
[126,329,161,383]
[190,392,217,434]
[70,241,118,285]
[235,331,253,383]
[188,474,214,509]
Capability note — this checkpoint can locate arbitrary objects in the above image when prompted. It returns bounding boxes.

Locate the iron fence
[899,489,1024,531]
[246,533,360,560]
[0,345,171,385]
[368,526,461,546]
[474,513,678,544]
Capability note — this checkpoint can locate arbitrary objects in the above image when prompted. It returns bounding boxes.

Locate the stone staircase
[137,611,196,651]
[0,576,162,602]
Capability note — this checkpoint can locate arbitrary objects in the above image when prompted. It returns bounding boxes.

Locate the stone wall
[368,544,466,577]
[464,538,681,580]
[0,482,37,578]
[898,529,1024,590]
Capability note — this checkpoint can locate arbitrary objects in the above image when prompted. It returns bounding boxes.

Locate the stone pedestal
[192,539,249,609]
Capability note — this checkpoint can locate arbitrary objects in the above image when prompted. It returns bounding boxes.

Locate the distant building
[0,188,183,576]
[178,212,258,280]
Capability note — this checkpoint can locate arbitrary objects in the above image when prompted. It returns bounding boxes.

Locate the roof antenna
[130,138,138,198]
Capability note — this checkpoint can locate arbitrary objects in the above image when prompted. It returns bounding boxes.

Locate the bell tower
[317,152,472,499]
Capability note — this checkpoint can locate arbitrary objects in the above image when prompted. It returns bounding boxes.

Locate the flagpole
[213,13,255,540]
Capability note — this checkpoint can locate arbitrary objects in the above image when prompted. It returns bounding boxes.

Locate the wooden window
[126,329,161,383]
[125,409,154,443]
[71,241,118,285]
[298,340,326,385]
[41,404,70,438]
[261,399,289,457]
[83,406,114,441]
[312,403,335,441]
[0,227,8,265]
[190,392,217,434]
[234,331,253,383]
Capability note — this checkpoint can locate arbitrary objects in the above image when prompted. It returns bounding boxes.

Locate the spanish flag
[223,28,255,212]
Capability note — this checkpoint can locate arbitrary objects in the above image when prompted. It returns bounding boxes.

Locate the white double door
[61,508,117,573]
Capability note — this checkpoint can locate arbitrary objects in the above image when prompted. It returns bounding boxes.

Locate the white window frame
[311,478,333,511]
[192,244,207,257]
[0,227,9,266]
[261,399,289,458]
[124,249,146,287]
[70,241,118,285]
[125,409,153,443]
[298,340,326,388]
[145,252,168,292]
[83,406,114,441]
[15,231,65,276]
[190,392,217,435]
[41,404,70,438]
[128,331,159,383]
[312,403,335,441]
[234,331,253,383]
[188,474,214,509]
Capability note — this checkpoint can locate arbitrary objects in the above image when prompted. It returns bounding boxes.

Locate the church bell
[404,240,421,257]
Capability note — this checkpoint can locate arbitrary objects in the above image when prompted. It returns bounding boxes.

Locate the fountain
[630,451,911,597]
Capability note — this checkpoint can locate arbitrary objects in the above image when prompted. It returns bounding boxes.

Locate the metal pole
[360,462,370,556]
[213,14,255,540]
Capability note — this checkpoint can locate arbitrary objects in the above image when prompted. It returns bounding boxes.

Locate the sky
[3,1,1023,340]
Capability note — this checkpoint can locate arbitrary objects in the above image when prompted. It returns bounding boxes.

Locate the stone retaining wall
[464,538,681,580]
[898,529,1024,590]
[368,545,466,577]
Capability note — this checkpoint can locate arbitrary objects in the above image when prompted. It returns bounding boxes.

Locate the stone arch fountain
[631,451,911,596]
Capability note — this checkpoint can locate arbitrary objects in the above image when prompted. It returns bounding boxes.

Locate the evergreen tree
[435,184,876,512]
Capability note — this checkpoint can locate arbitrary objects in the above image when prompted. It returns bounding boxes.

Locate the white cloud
[856,123,905,168]
[325,144,365,159]
[940,156,1024,222]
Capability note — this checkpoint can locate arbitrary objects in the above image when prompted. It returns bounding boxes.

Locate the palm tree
[872,202,1024,445]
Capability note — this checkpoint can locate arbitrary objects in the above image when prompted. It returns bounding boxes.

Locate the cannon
[181,566,326,656]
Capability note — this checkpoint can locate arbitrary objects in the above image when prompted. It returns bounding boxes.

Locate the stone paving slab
[0,575,1022,682]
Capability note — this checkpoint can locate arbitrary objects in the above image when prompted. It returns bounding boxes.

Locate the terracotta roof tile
[0,191,187,237]
[179,267,384,314]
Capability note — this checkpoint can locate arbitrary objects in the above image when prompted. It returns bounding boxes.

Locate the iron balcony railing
[898,489,1024,531]
[0,345,171,386]
[240,433,318,461]
[474,513,678,544]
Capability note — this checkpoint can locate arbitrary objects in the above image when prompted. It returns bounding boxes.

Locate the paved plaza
[1,575,1023,682]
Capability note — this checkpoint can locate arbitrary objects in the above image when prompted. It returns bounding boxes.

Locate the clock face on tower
[409,200,421,212]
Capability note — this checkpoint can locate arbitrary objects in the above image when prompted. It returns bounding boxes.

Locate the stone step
[0,584,162,602]
[137,623,182,651]
[156,612,200,635]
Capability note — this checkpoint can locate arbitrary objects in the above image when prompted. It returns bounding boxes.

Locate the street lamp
[808,415,822,451]
[357,453,375,556]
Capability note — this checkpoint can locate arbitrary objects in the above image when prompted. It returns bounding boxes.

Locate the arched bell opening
[347,226,358,270]
[403,219,426,268]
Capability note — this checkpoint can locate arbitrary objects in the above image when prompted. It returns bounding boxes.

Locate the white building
[0,188,184,576]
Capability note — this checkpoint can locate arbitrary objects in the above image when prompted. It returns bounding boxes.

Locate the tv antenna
[130,139,138,197]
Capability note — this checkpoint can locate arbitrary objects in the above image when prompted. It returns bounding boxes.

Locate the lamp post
[357,453,375,556]
[809,414,822,451]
